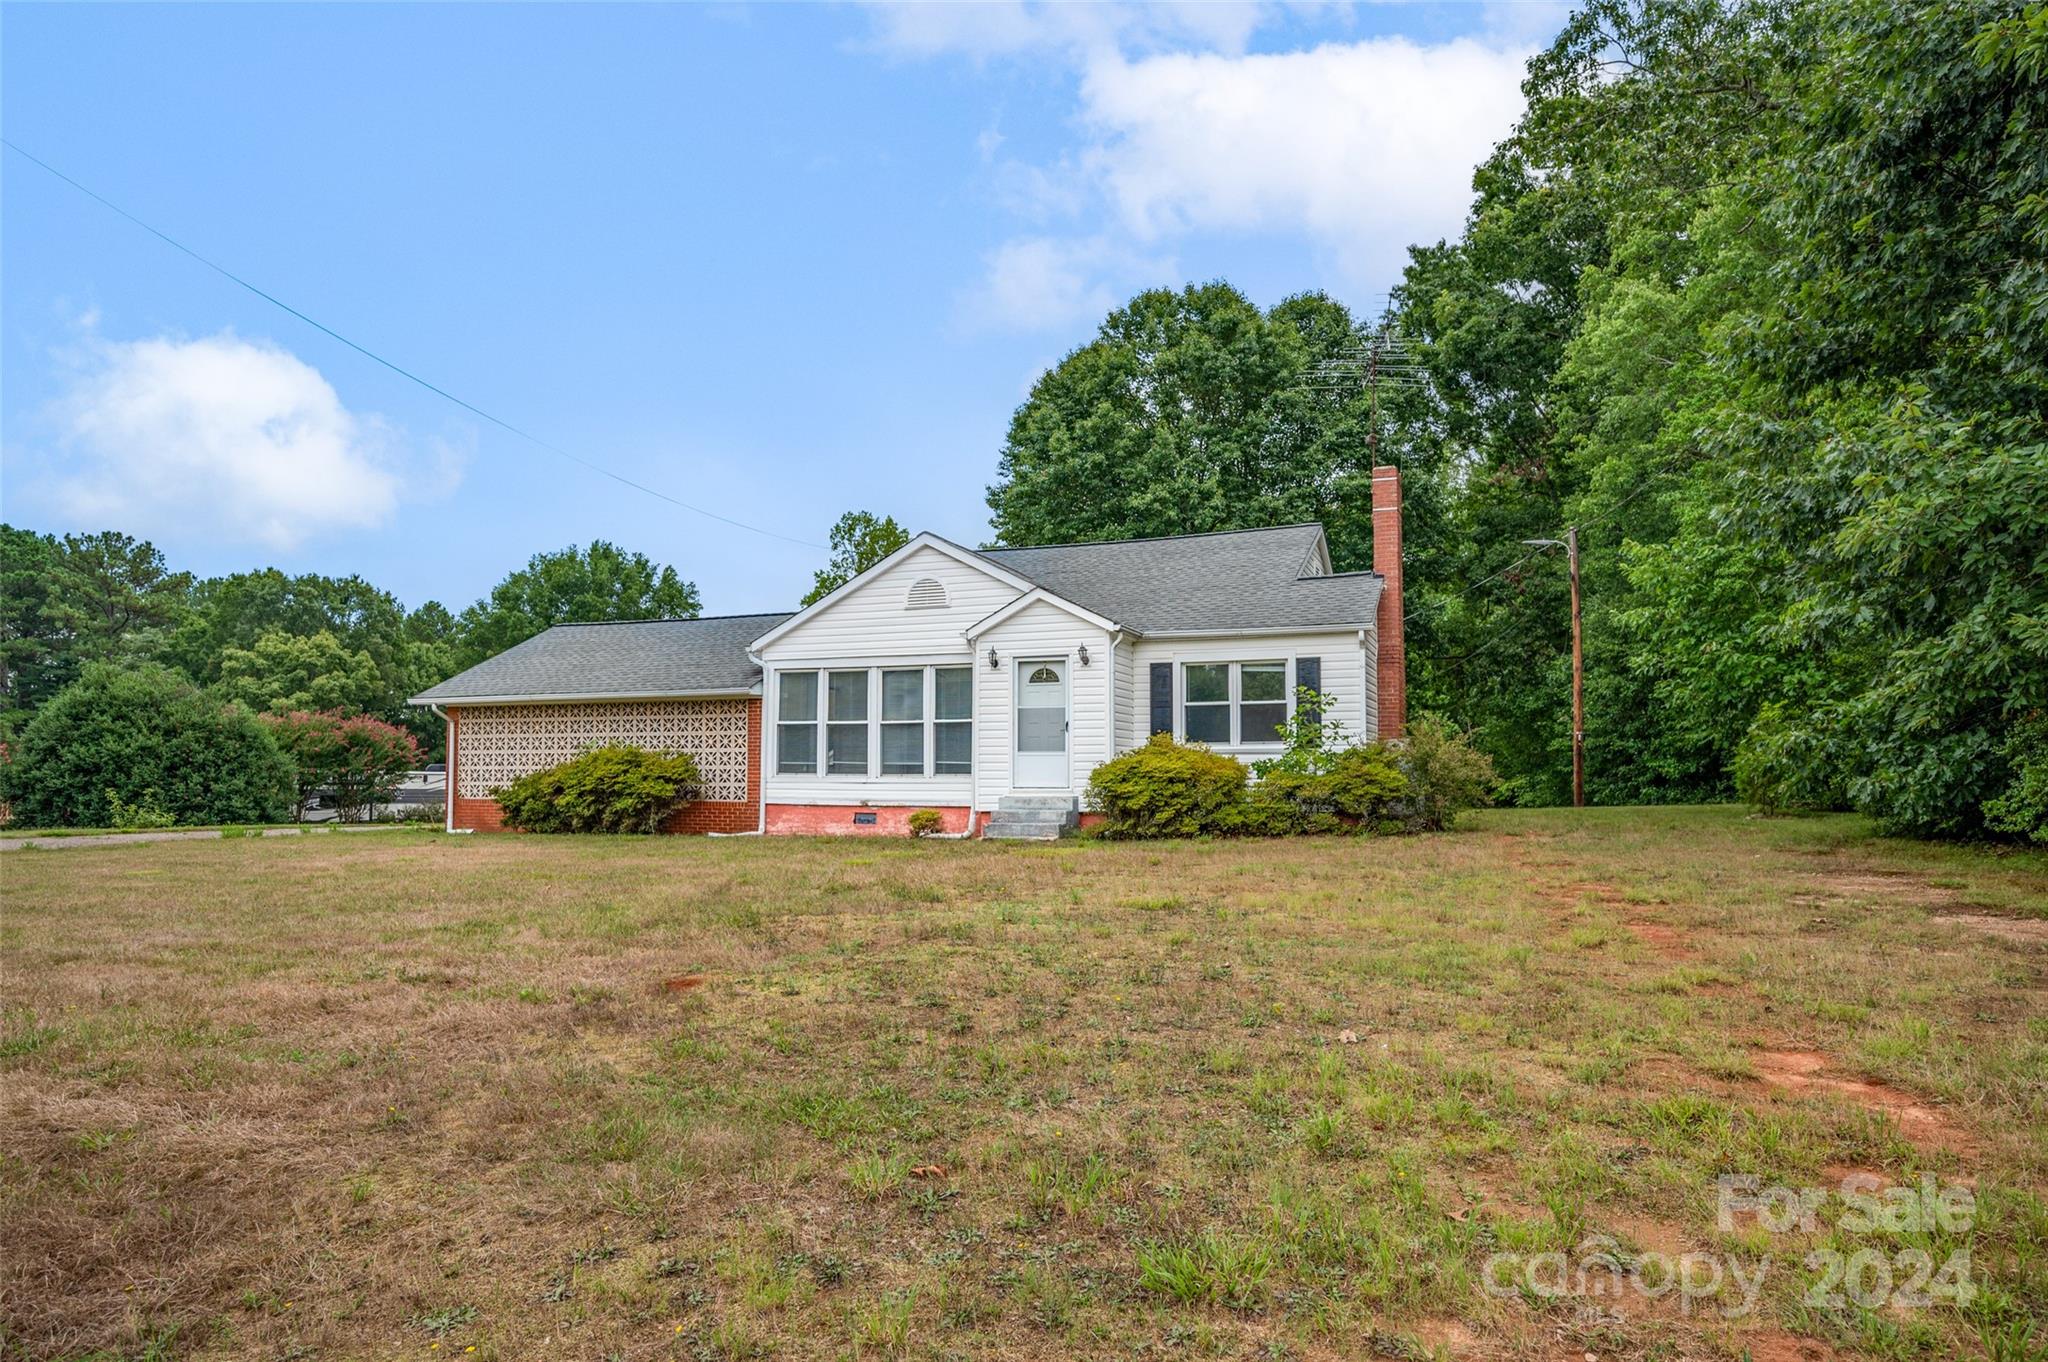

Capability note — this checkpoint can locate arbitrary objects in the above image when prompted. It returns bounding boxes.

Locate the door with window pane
[1013,659,1067,787]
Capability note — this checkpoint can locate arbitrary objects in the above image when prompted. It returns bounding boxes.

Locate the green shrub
[1984,713,2048,843]
[1247,743,1409,834]
[0,663,293,828]
[1733,701,1848,816]
[105,788,177,830]
[906,808,945,838]
[1399,714,1499,831]
[1085,734,1247,839]
[494,745,701,834]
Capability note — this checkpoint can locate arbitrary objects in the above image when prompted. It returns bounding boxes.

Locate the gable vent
[906,577,948,610]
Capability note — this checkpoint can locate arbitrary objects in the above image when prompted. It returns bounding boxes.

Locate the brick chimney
[1372,464,1406,738]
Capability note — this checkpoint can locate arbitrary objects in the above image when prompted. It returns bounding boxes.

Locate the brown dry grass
[1,807,2042,1362]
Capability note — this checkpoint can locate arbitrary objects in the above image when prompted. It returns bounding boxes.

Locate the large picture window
[1182,660,1289,746]
[774,665,975,778]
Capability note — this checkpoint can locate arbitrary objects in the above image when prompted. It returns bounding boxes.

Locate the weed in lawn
[848,1152,907,1200]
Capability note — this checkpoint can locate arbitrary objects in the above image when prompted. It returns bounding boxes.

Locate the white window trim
[1180,659,1293,749]
[772,665,974,779]
[774,671,821,776]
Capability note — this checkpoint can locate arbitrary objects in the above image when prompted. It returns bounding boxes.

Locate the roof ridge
[979,521,1325,554]
[545,611,795,628]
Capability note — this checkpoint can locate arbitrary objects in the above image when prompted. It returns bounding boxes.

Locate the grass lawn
[2,807,2043,1362]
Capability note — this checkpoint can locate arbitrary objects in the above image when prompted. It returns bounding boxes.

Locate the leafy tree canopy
[457,541,701,667]
[802,512,910,606]
[986,282,1444,573]
[216,629,388,717]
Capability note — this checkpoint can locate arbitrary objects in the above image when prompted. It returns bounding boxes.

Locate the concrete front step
[984,794,1080,840]
[998,794,1080,812]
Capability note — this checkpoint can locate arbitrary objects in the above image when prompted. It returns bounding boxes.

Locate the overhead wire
[2,138,827,549]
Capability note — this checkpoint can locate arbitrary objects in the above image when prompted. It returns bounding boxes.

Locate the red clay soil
[1751,1050,1972,1152]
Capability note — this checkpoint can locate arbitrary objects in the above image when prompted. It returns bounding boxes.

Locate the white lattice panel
[458,700,751,802]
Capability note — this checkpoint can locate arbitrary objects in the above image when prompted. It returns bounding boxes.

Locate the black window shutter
[1296,657,1322,723]
[1149,663,1173,736]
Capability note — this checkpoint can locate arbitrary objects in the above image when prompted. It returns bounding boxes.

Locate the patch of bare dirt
[1930,913,2048,946]
[1730,1328,1840,1362]
[1622,921,1698,960]
[1751,1050,1972,1152]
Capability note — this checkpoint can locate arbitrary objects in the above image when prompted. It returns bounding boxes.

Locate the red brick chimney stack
[1372,464,1406,739]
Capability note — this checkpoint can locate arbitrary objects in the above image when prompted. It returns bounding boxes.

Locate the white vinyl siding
[761,545,1019,662]
[758,543,1017,808]
[974,600,1114,796]
[1130,631,1373,759]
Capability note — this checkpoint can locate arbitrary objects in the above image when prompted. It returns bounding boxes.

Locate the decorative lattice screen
[457,699,751,802]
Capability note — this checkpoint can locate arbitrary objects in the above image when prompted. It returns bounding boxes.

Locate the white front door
[1014,659,1068,788]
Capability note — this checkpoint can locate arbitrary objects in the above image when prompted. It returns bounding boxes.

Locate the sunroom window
[773,666,974,778]
[775,671,818,774]
[826,670,869,774]
[880,669,924,775]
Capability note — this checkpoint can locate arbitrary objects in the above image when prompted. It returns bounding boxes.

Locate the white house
[412,466,1406,838]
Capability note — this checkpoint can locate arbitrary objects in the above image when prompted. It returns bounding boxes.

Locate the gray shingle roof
[408,612,792,704]
[976,524,1381,634]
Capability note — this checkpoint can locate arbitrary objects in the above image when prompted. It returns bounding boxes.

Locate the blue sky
[2,2,1560,616]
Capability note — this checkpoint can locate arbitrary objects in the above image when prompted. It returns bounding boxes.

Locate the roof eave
[1134,622,1375,640]
[408,685,761,707]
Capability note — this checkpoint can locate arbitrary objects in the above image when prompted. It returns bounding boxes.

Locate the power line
[2,138,827,550]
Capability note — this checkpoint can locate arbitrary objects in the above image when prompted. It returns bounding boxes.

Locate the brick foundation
[447,699,763,835]
[764,803,974,837]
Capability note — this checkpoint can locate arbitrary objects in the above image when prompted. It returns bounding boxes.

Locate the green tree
[457,541,701,666]
[0,527,66,730]
[215,629,387,716]
[802,512,911,605]
[986,284,1439,573]
[42,531,193,667]
[0,662,292,828]
[1710,0,2048,837]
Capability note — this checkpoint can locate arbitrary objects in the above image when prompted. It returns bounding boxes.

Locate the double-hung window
[774,665,975,777]
[826,670,869,774]
[934,666,972,774]
[880,669,924,774]
[1182,660,1289,746]
[775,671,818,775]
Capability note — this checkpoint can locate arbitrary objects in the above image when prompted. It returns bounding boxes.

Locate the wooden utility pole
[1568,527,1584,808]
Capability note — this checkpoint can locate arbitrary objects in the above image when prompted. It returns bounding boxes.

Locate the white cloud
[968,36,1530,328]
[1076,38,1530,268]
[42,330,452,550]
[861,1,1270,63]
[964,235,1177,332]
[891,4,1536,332]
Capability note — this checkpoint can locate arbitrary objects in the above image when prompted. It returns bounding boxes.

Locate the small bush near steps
[906,808,945,838]
[495,745,700,834]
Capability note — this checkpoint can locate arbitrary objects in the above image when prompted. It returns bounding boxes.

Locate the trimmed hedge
[1085,735,1248,839]
[495,745,700,834]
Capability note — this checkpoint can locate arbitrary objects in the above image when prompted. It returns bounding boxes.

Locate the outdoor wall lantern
[1077,644,1090,666]
[987,646,1000,670]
